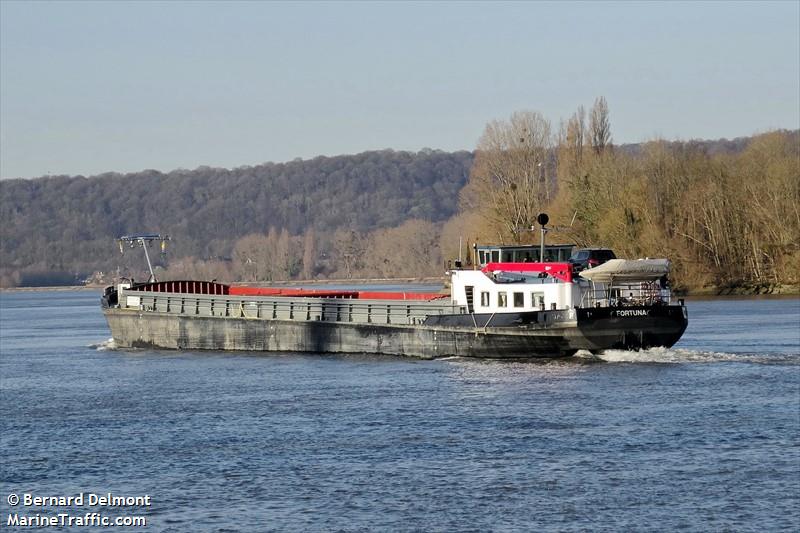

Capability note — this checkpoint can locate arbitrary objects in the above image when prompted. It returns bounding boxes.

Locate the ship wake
[577,346,798,365]
[89,338,118,351]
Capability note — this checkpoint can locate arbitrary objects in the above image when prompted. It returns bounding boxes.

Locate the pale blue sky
[1,0,798,179]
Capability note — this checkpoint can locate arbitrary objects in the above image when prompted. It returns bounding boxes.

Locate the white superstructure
[450,269,583,313]
[450,258,673,313]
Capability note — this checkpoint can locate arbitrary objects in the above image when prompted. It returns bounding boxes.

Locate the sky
[1,0,798,179]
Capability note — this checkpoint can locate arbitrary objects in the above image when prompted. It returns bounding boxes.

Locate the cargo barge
[101,237,687,359]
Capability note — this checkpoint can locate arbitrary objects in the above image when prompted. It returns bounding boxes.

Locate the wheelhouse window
[498,292,508,307]
[532,292,544,309]
[513,292,524,308]
[480,291,490,307]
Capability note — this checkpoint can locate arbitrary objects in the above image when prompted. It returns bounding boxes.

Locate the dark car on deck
[569,248,616,271]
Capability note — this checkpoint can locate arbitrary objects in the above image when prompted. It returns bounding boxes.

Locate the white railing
[579,281,673,308]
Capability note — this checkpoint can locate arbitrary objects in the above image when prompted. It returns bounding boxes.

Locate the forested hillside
[0,150,472,286]
[1,119,797,292]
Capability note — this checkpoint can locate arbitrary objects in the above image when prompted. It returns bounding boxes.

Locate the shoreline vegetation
[2,99,797,293]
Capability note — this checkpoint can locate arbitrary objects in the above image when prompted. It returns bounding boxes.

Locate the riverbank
[684,283,800,297]
[0,277,447,293]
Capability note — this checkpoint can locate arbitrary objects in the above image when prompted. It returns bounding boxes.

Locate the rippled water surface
[1,291,798,531]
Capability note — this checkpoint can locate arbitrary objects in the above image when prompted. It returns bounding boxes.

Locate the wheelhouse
[475,244,575,267]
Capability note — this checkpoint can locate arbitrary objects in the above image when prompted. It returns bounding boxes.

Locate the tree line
[461,98,799,291]
[1,111,796,292]
[0,149,472,286]
[159,219,445,284]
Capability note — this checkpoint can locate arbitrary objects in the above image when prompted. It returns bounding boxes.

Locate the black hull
[103,304,687,359]
[424,305,688,351]
[574,305,689,351]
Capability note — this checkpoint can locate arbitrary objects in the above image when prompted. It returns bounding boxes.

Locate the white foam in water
[581,346,797,364]
[90,338,118,351]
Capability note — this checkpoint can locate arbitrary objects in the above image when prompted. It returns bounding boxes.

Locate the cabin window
[513,292,524,308]
[480,291,490,307]
[532,292,545,309]
[479,251,486,265]
[491,250,499,262]
[502,251,513,262]
[498,292,508,307]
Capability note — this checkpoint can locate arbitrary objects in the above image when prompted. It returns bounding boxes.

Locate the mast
[537,213,549,261]
[117,234,170,282]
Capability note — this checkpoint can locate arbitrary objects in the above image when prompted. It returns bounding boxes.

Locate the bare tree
[301,228,316,279]
[567,105,586,163]
[364,219,441,278]
[590,96,612,154]
[333,229,366,279]
[439,211,487,266]
[276,228,300,279]
[556,105,587,184]
[461,111,553,242]
[231,233,268,281]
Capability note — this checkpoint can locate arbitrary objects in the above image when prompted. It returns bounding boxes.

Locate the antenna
[117,234,170,282]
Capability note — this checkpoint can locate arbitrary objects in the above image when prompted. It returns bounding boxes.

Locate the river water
[0,291,798,532]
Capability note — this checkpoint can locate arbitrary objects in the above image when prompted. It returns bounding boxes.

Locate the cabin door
[465,286,474,313]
